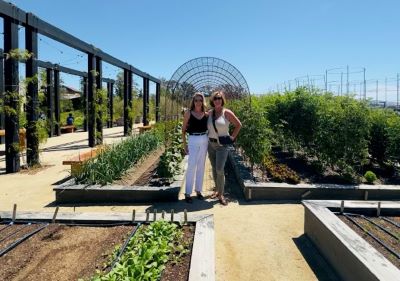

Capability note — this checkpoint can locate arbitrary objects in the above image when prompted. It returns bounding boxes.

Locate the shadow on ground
[293,234,340,281]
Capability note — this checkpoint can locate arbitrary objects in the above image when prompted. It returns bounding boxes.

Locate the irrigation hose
[382,217,400,228]
[360,215,399,241]
[109,223,142,271]
[0,223,49,257]
[0,222,14,233]
[0,223,32,243]
[344,214,400,259]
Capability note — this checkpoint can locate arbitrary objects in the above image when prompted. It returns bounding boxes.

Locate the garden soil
[0,127,338,281]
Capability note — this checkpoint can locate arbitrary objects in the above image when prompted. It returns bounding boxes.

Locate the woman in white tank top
[207,91,242,205]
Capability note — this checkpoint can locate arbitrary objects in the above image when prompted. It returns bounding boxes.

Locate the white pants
[185,134,208,195]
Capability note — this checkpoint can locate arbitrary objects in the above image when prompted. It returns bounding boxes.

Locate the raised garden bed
[0,210,214,281]
[302,200,400,281]
[54,153,188,204]
[229,150,400,201]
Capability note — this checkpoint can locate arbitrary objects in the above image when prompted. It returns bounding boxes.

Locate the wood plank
[189,215,215,281]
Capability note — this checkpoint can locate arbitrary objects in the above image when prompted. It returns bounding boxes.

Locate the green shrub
[364,170,377,184]
[232,100,272,170]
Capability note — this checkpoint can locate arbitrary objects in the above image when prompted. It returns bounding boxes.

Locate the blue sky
[5,0,400,99]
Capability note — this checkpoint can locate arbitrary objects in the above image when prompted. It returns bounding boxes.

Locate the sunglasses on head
[214,97,222,101]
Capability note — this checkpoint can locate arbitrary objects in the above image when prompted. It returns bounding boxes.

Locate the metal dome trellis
[164,57,250,119]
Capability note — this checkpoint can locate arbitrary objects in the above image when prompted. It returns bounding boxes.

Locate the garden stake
[377,202,381,217]
[12,204,17,222]
[153,209,157,221]
[364,190,368,201]
[184,209,188,224]
[340,201,344,214]
[162,210,165,219]
[132,210,136,223]
[52,207,59,223]
[146,210,149,222]
[171,209,174,222]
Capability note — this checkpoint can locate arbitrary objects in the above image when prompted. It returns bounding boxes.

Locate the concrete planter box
[54,157,187,204]
[0,210,214,281]
[302,200,400,281]
[229,151,400,201]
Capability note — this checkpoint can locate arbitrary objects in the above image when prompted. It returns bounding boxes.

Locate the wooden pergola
[0,1,161,173]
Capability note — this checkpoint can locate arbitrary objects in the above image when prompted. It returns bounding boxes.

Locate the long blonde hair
[189,92,207,112]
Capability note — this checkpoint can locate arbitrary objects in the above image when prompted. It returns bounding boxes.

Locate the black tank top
[187,112,208,134]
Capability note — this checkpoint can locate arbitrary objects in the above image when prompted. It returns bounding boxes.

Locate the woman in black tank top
[182,93,209,203]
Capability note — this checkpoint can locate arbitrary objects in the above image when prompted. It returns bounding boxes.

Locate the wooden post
[25,16,40,166]
[95,56,103,145]
[145,210,149,222]
[131,209,135,223]
[52,207,59,223]
[87,54,96,147]
[54,68,61,136]
[153,209,157,221]
[12,204,17,222]
[83,77,88,131]
[0,49,4,145]
[184,209,188,224]
[171,209,174,222]
[340,200,344,214]
[4,16,20,173]
[377,202,381,217]
[155,82,160,122]
[161,210,165,219]
[46,68,54,137]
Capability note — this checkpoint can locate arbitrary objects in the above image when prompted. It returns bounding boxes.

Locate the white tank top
[208,109,230,138]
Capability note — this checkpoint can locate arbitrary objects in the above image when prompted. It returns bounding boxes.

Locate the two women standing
[182,91,242,205]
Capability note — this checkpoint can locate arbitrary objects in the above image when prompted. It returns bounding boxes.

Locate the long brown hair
[209,90,226,107]
[189,92,207,112]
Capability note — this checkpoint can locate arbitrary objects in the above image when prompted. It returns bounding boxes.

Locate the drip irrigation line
[0,223,48,257]
[59,222,135,227]
[0,223,32,243]
[343,214,400,259]
[382,217,400,228]
[5,220,134,227]
[360,215,399,241]
[110,223,142,271]
[0,222,14,233]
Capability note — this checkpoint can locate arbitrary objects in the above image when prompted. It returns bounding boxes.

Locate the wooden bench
[138,125,153,134]
[0,128,26,150]
[60,125,76,134]
[62,146,105,176]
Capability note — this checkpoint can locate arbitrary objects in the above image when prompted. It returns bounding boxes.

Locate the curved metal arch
[172,67,240,97]
[171,56,247,87]
[165,57,250,120]
[167,57,250,97]
[179,71,238,93]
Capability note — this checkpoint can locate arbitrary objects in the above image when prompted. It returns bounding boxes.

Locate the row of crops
[231,87,400,182]
[74,121,183,185]
[88,220,189,281]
